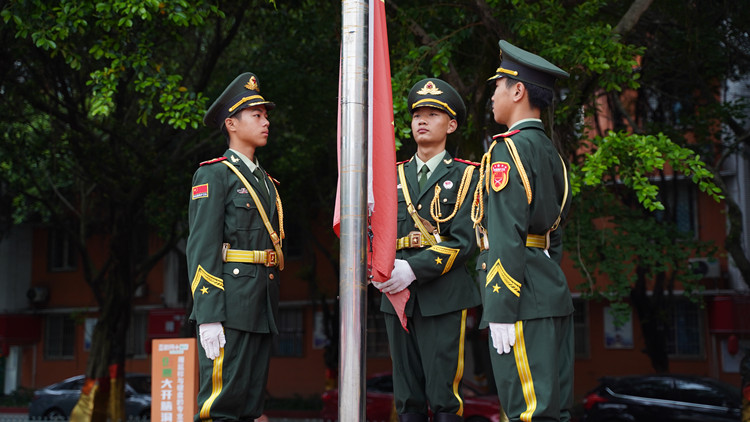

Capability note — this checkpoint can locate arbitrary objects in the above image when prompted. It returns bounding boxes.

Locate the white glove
[489,322,516,355]
[199,322,226,360]
[376,259,416,294]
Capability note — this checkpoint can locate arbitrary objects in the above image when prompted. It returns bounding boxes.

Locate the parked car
[28,373,151,420]
[321,372,505,422]
[582,374,741,422]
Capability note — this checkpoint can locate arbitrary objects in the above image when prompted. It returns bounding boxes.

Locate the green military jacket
[478,120,573,326]
[186,149,281,334]
[380,152,481,318]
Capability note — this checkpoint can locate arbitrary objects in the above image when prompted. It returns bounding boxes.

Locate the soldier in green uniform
[471,41,573,421]
[372,78,480,422]
[187,72,285,422]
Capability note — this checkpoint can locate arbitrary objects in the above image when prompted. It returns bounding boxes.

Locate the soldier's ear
[446,119,458,134]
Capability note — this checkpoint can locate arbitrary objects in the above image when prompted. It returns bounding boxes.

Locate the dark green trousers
[385,301,469,417]
[195,328,273,422]
[489,316,573,422]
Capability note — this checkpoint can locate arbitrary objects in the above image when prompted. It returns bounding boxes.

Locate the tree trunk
[71,214,135,422]
[630,266,670,372]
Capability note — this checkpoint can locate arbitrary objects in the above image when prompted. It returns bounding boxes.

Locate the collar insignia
[244,76,259,91]
[443,158,452,164]
[230,155,240,163]
[416,81,442,96]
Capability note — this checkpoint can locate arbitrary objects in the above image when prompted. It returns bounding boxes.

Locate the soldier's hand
[489,322,516,355]
[377,259,416,294]
[199,322,226,360]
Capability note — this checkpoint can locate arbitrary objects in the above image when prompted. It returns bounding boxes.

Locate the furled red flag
[333,0,408,331]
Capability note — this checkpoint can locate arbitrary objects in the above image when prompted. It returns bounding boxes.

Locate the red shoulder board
[199,156,228,166]
[492,129,520,140]
[454,158,480,166]
[396,157,412,166]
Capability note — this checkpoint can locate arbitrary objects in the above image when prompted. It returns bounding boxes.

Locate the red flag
[368,0,408,332]
[333,0,408,331]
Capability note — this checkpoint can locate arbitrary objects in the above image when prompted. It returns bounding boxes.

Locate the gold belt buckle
[408,231,422,248]
[265,249,277,267]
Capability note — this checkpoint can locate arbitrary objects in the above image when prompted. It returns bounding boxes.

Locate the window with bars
[273,308,304,357]
[44,314,75,359]
[126,311,148,358]
[667,298,703,358]
[573,298,590,359]
[366,290,390,358]
[48,229,77,272]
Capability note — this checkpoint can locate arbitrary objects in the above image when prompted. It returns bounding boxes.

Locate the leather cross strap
[221,161,285,270]
[398,163,437,246]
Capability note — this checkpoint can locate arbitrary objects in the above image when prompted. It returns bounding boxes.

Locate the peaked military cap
[407,78,466,127]
[203,72,276,128]
[488,40,569,91]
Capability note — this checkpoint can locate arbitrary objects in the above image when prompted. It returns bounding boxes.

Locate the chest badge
[237,188,249,195]
[443,180,454,189]
[491,162,511,192]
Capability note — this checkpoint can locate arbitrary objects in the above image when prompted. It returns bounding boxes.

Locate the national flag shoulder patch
[192,184,209,200]
[491,162,511,192]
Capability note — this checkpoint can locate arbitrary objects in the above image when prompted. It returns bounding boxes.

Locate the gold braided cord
[276,193,285,241]
[504,138,532,204]
[471,141,497,227]
[430,165,475,223]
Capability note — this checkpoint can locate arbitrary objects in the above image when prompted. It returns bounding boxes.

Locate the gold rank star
[200,286,209,294]
[493,284,501,293]
[435,257,443,265]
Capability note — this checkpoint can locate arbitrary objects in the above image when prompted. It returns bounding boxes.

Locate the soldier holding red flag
[372,78,480,422]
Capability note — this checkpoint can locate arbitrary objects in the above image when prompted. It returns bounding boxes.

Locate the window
[126,311,148,358]
[667,299,703,357]
[45,314,75,359]
[273,308,304,357]
[48,229,76,271]
[653,180,697,236]
[573,298,590,358]
[366,289,390,358]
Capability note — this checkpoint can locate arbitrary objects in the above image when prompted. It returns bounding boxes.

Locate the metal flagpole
[339,0,368,421]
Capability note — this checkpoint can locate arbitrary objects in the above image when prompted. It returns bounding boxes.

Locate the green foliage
[574,131,724,211]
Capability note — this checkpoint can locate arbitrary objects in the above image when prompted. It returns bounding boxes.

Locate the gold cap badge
[244,76,259,91]
[416,81,443,96]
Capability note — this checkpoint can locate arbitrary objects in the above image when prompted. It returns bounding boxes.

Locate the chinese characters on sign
[151,338,198,422]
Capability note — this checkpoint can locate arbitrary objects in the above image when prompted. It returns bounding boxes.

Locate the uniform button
[233,268,239,275]
[246,203,251,208]
[481,262,486,270]
[269,273,274,280]
[443,198,448,203]
[417,204,422,210]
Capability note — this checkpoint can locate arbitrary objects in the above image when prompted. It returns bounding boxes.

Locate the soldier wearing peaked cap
[372,78,481,422]
[187,72,284,422]
[472,40,574,421]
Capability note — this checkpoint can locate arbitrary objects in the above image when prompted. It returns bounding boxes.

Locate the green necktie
[418,165,430,192]
[253,167,270,204]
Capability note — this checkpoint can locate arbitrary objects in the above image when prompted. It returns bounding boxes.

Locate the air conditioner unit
[689,257,720,279]
[27,286,49,303]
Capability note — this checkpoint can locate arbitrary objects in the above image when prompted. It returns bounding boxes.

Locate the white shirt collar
[508,118,542,131]
[414,150,446,175]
